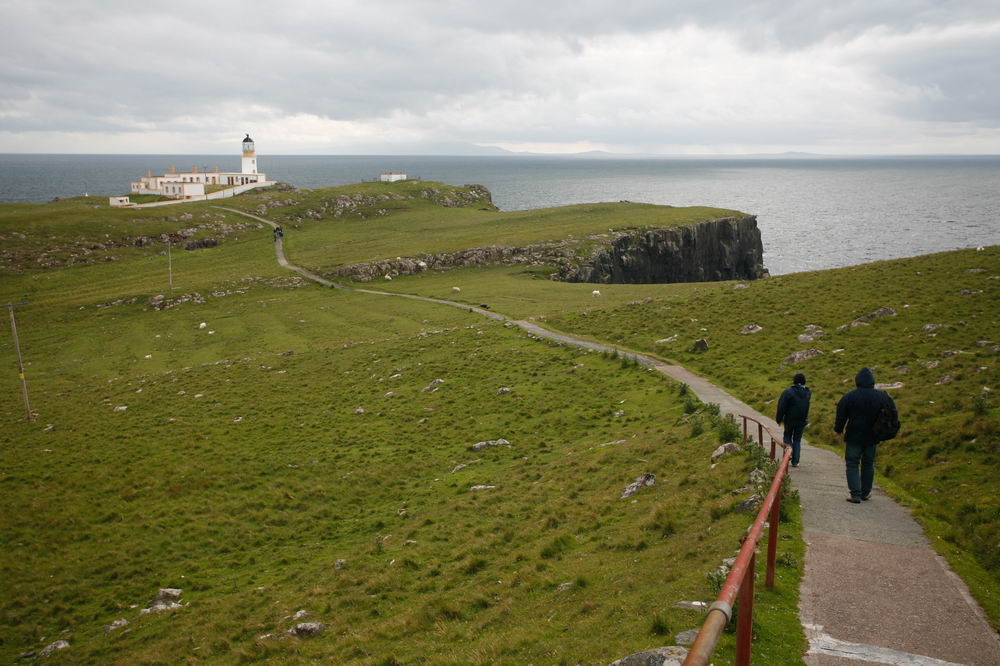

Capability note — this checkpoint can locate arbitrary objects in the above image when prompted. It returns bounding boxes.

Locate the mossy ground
[0,188,804,664]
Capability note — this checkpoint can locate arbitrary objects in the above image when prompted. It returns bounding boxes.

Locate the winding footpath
[222,207,1000,665]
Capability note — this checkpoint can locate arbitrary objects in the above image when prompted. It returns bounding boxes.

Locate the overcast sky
[1,0,998,155]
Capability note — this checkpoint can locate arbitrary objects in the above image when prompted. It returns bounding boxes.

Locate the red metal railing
[682,415,791,666]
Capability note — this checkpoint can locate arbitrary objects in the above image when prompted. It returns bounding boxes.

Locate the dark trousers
[783,423,804,466]
[845,441,877,498]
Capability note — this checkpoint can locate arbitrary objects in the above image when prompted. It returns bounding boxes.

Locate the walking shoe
[846,497,861,504]
[861,494,872,501]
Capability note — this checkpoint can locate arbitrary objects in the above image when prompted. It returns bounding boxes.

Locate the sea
[1,153,998,277]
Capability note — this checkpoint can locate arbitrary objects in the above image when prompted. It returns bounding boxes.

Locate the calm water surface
[1,154,998,276]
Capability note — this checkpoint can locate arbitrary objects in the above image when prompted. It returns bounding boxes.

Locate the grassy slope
[0,192,804,664]
[546,247,1000,628]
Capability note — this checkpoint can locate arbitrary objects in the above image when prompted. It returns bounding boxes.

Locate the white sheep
[592,290,601,297]
[452,286,461,292]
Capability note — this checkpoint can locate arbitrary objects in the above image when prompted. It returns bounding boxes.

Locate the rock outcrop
[556,217,767,284]
[330,216,768,285]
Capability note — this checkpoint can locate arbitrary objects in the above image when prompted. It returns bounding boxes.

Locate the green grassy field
[0,188,804,664]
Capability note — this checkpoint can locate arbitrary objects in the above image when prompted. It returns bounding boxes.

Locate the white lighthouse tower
[241,134,257,174]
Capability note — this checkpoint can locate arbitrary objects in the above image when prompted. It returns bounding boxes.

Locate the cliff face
[328,216,768,284]
[554,216,768,284]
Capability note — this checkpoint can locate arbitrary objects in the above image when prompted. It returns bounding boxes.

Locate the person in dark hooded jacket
[835,367,896,503]
[776,372,810,467]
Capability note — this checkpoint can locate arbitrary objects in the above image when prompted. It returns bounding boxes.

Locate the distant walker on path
[776,372,811,467]
[834,367,897,504]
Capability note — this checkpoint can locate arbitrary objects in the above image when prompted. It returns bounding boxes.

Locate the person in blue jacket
[776,372,811,468]
[835,367,895,503]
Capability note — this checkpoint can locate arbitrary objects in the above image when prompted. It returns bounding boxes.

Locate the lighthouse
[241,134,257,174]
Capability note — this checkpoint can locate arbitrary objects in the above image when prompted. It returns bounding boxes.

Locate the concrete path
[224,206,1000,665]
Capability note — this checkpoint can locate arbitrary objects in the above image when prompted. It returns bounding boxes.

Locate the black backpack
[872,391,901,442]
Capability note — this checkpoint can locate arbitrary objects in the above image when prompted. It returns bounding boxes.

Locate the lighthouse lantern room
[242,133,257,174]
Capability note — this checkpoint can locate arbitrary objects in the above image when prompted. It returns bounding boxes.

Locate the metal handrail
[683,415,791,666]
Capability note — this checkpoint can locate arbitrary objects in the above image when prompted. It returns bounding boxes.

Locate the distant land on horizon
[2,147,1000,159]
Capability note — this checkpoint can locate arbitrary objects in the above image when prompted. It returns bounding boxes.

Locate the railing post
[757,423,763,449]
[770,437,776,461]
[742,416,748,446]
[735,551,756,666]
[766,491,780,589]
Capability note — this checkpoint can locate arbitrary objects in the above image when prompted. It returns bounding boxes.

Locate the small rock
[421,378,445,392]
[655,334,679,344]
[895,365,910,374]
[692,338,709,352]
[925,360,940,368]
[674,601,708,611]
[354,406,365,414]
[851,306,896,327]
[875,382,904,390]
[556,582,574,592]
[941,350,961,358]
[620,472,655,499]
[748,468,768,487]
[923,323,944,332]
[961,289,983,295]
[711,442,741,463]
[613,409,625,418]
[470,485,496,491]
[675,629,700,645]
[736,494,761,512]
[609,646,689,666]
[39,640,70,657]
[975,340,995,347]
[782,349,822,365]
[288,622,325,637]
[798,330,824,343]
[104,618,129,632]
[114,405,128,412]
[289,609,309,620]
[471,438,510,451]
[497,387,512,395]
[740,324,763,335]
[936,375,955,385]
[733,283,748,289]
[334,559,346,570]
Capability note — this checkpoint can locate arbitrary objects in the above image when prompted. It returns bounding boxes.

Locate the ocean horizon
[2,153,998,277]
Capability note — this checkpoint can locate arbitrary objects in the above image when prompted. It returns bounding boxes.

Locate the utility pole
[168,239,173,290]
[4,301,33,422]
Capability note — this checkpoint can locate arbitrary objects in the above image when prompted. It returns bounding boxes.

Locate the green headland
[0,182,995,664]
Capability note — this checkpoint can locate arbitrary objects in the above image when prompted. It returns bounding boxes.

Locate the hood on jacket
[855,367,876,388]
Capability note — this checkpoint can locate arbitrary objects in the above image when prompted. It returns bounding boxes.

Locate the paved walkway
[224,207,1000,665]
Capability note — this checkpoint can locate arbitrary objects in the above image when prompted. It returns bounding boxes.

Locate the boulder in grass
[740,324,763,335]
[471,438,509,451]
[782,349,822,365]
[288,622,325,638]
[711,442,741,463]
[39,641,70,657]
[609,646,688,666]
[692,338,709,352]
[620,472,655,499]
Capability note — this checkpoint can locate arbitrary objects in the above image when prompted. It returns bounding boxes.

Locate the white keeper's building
[129,134,270,199]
